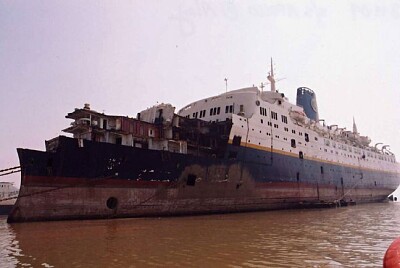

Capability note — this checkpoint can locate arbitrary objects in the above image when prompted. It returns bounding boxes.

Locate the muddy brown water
[1,202,399,267]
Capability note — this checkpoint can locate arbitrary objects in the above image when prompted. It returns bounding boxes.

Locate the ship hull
[8,136,399,222]
[8,179,391,223]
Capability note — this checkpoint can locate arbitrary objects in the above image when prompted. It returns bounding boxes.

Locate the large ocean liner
[8,63,400,222]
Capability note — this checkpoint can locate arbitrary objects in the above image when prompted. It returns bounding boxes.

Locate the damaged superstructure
[58,102,232,157]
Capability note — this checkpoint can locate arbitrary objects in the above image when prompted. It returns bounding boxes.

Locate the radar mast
[267,58,276,92]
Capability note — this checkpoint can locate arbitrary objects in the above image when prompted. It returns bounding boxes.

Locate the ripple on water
[0,203,399,267]
[0,216,19,268]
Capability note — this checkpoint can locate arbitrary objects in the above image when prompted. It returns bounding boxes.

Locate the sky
[1,0,399,196]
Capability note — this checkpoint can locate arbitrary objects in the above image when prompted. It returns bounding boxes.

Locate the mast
[353,117,358,134]
[267,58,276,92]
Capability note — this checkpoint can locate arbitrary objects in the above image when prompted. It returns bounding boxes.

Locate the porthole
[106,197,118,210]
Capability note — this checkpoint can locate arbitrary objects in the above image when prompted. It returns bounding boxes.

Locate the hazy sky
[1,1,399,195]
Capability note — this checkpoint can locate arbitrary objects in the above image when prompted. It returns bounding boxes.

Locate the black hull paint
[8,136,399,222]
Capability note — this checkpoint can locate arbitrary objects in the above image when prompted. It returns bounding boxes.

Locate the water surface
[1,202,399,267]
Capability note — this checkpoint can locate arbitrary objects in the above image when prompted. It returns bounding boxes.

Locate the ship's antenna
[224,78,228,94]
[267,58,276,92]
[260,82,265,92]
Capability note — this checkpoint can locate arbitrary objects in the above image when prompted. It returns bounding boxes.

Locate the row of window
[323,139,395,162]
[188,104,236,119]
[226,105,234,114]
[319,147,396,163]
[246,129,395,165]
[209,107,221,116]
[260,109,289,125]
[259,119,310,142]
[260,107,268,116]
[324,140,361,154]
[187,110,207,119]
[246,130,395,163]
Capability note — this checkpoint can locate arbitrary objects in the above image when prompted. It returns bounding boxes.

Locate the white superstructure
[178,63,398,175]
